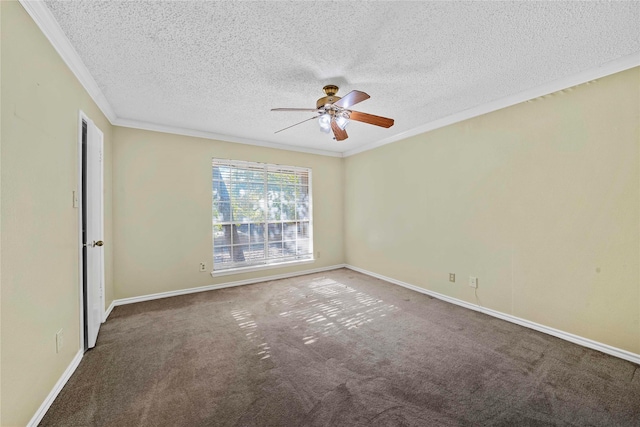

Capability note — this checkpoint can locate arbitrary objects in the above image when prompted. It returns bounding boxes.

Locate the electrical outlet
[469,276,478,288]
[56,329,64,353]
[449,273,455,283]
[316,251,321,259]
[199,263,206,272]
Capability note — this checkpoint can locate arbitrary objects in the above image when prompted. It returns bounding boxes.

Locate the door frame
[77,110,106,351]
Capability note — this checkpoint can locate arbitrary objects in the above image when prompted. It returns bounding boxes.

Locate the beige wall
[113,127,344,299]
[1,2,114,425]
[2,0,638,424]
[345,67,640,354]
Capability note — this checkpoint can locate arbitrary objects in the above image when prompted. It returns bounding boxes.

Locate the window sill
[210,259,315,278]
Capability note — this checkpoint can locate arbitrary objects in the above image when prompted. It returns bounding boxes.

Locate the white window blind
[212,159,313,272]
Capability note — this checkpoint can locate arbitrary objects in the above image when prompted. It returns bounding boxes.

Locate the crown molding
[19,0,342,158]
[21,0,638,160]
[342,52,640,157]
[113,118,343,157]
[19,0,117,123]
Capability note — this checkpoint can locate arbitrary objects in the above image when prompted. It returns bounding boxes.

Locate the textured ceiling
[44,1,640,155]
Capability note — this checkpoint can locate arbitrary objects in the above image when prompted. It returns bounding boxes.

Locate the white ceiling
[42,1,640,156]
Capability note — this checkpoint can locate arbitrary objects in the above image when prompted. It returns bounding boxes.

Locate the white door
[85,119,104,349]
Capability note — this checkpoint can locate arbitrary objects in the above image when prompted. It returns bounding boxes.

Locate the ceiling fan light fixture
[335,115,349,130]
[318,114,331,133]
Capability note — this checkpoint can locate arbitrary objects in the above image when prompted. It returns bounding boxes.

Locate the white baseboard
[27,265,344,425]
[112,264,347,307]
[27,264,638,426]
[27,349,83,427]
[104,300,115,322]
[345,264,640,365]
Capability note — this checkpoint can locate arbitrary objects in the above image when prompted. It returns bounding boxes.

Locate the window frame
[211,158,314,276]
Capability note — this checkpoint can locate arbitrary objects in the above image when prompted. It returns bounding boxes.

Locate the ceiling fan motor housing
[316,85,341,109]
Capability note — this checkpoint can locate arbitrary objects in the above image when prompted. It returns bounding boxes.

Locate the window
[212,159,313,273]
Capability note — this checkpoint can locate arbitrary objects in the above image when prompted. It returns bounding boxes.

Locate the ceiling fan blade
[349,110,394,128]
[333,90,370,109]
[274,115,319,134]
[331,120,348,141]
[271,108,319,112]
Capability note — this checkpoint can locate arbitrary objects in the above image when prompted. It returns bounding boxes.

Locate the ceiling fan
[271,85,394,141]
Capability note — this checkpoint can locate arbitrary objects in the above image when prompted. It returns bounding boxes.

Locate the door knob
[93,240,104,247]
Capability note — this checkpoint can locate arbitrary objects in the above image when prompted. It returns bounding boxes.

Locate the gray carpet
[40,269,640,426]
